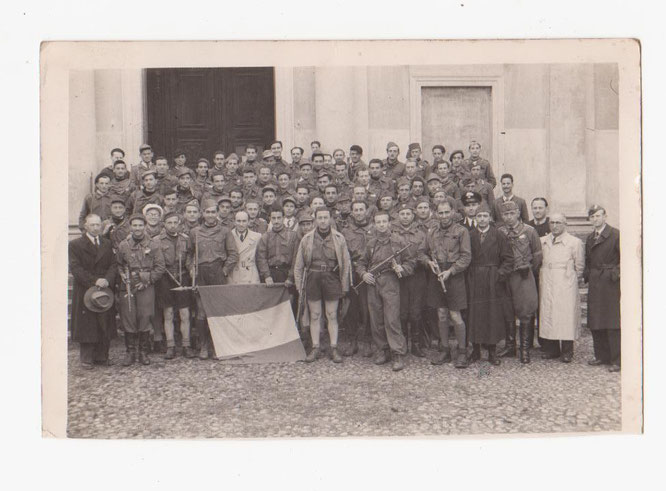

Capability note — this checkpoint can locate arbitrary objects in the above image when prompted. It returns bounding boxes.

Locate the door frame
[409,67,505,175]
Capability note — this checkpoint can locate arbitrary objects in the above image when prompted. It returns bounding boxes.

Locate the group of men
[70,139,621,373]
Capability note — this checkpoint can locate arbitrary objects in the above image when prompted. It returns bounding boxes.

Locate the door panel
[421,86,492,163]
[146,67,275,167]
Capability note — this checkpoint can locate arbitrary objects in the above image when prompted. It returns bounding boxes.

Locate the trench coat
[467,226,514,344]
[228,229,262,284]
[539,232,584,340]
[584,225,621,331]
[69,235,118,343]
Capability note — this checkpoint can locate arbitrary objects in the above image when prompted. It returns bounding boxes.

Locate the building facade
[68,64,619,230]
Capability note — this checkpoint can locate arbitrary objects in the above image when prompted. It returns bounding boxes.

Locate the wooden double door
[146,67,275,165]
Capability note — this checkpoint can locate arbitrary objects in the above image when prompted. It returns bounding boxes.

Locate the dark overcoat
[467,226,514,344]
[69,235,117,343]
[584,225,621,331]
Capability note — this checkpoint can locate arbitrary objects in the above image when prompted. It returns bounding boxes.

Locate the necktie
[240,232,246,242]
[94,237,99,247]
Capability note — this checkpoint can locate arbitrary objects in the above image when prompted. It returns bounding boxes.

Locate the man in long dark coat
[467,203,513,365]
[584,204,621,372]
[69,214,118,369]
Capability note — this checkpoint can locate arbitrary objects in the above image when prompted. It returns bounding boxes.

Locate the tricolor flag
[197,284,306,364]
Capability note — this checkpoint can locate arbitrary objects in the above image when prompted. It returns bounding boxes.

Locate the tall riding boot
[519,322,531,364]
[138,332,151,365]
[488,344,501,366]
[122,333,137,366]
[498,322,516,357]
[527,316,535,348]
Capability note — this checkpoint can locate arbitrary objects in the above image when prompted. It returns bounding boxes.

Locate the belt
[373,268,395,278]
[269,264,290,270]
[543,263,568,269]
[309,264,338,272]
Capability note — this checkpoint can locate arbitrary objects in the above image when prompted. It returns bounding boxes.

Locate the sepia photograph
[40,40,642,440]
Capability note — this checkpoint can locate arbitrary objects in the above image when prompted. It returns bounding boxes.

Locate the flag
[197,284,306,364]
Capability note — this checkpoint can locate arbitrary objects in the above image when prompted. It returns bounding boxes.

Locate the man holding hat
[497,200,542,363]
[584,204,621,372]
[189,199,239,359]
[383,142,406,180]
[116,213,166,366]
[70,214,118,369]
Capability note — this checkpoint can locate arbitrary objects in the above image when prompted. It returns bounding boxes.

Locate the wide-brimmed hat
[83,286,115,313]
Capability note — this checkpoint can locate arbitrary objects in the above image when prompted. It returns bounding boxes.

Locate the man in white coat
[228,211,262,285]
[539,213,585,363]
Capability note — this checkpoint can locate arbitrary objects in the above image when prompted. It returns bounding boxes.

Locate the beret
[142,203,163,216]
[261,185,277,195]
[281,195,296,206]
[476,202,492,215]
[139,143,152,152]
[197,158,210,165]
[129,213,147,224]
[461,191,482,205]
[426,174,441,183]
[162,187,177,196]
[462,177,475,186]
[141,169,157,179]
[500,201,519,212]
[386,141,399,150]
[408,143,421,151]
[262,150,273,159]
[110,195,126,206]
[226,153,239,163]
[163,210,180,221]
[201,199,218,210]
[588,204,606,217]
[177,167,193,178]
[185,201,200,210]
[397,202,414,211]
[297,207,315,223]
[396,177,411,188]
[379,191,395,200]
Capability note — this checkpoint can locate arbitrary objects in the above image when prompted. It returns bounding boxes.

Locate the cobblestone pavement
[67,330,620,438]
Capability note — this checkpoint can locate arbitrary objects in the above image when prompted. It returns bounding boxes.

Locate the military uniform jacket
[109,176,135,203]
[116,234,166,286]
[492,195,530,226]
[497,222,543,272]
[342,220,374,266]
[356,231,416,278]
[79,191,113,231]
[256,226,300,282]
[158,229,192,277]
[127,189,164,215]
[248,217,268,234]
[189,221,239,275]
[441,177,462,200]
[156,174,178,195]
[106,216,131,252]
[463,157,497,188]
[391,223,428,266]
[424,222,472,276]
[382,159,406,181]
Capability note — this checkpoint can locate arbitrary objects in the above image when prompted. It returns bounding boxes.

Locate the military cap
[262,150,273,159]
[110,195,126,206]
[163,210,180,222]
[139,143,152,152]
[226,152,239,163]
[386,141,399,151]
[411,176,425,185]
[476,202,492,215]
[408,143,421,152]
[185,201,200,211]
[142,203,164,216]
[141,169,157,180]
[177,167,193,178]
[299,157,312,166]
[216,195,232,205]
[173,148,186,157]
[261,185,277,195]
[500,201,519,212]
[197,158,210,166]
[317,170,332,179]
[281,195,297,206]
[462,177,475,187]
[396,177,411,189]
[129,213,147,224]
[426,174,441,183]
[201,199,218,211]
[449,150,465,160]
[461,191,482,206]
[297,207,315,223]
[588,204,606,217]
[397,202,414,212]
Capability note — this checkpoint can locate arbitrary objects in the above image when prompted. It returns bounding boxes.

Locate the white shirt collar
[86,233,99,245]
[502,194,514,202]
[595,224,607,236]
[533,217,548,225]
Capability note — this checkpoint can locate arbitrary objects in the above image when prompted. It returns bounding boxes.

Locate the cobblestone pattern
[67,331,620,439]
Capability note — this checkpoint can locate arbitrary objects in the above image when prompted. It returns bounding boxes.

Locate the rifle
[430,255,448,293]
[295,268,308,331]
[352,243,410,292]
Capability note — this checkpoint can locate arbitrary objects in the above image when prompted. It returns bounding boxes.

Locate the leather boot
[519,322,530,364]
[164,347,176,359]
[498,322,516,358]
[195,319,209,360]
[410,325,425,358]
[330,346,343,363]
[431,346,451,365]
[122,333,137,366]
[392,353,405,372]
[488,344,501,366]
[342,337,358,357]
[138,332,151,365]
[467,343,481,363]
[527,317,535,348]
[305,346,320,363]
[373,349,389,365]
[454,347,468,368]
